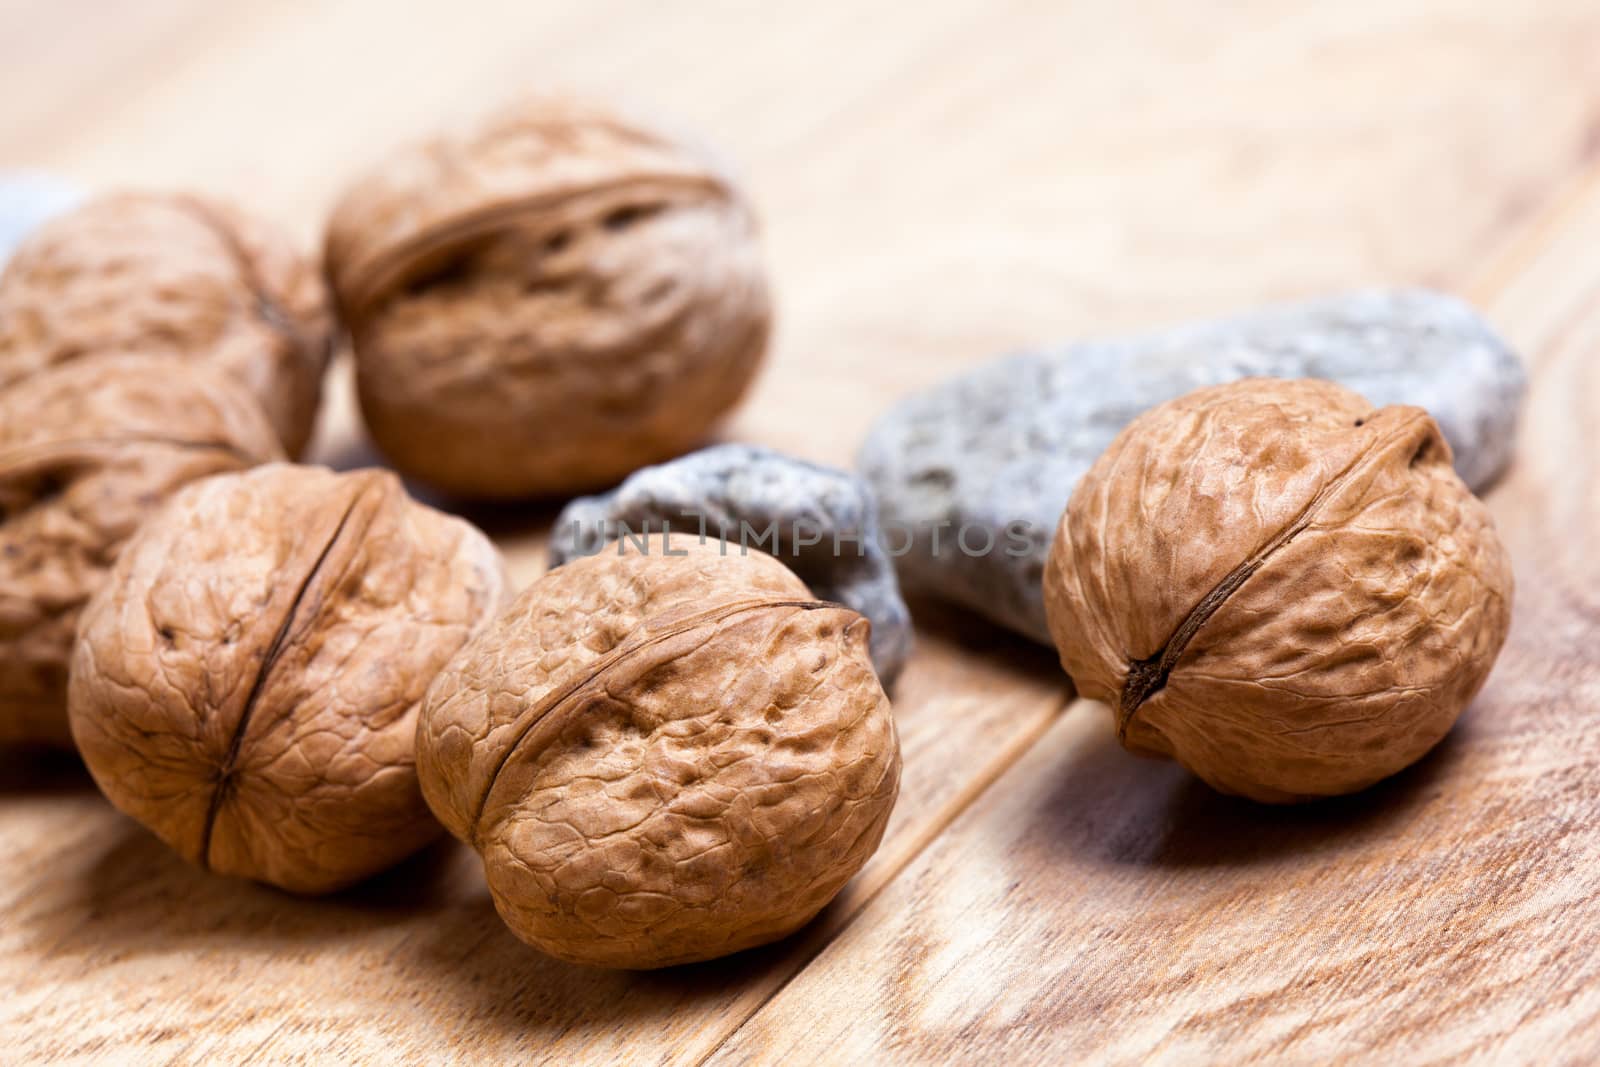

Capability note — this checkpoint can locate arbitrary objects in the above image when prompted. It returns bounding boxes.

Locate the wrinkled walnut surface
[419,538,900,967]
[0,192,334,456]
[69,464,507,893]
[549,444,913,685]
[0,354,282,747]
[324,96,771,498]
[1043,378,1513,803]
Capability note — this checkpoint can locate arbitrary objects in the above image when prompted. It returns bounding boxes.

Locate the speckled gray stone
[858,288,1526,645]
[0,173,81,267]
[550,444,913,685]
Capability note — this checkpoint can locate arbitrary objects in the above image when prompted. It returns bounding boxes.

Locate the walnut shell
[68,464,507,893]
[0,192,334,457]
[418,537,900,967]
[0,353,283,748]
[324,97,771,499]
[1043,378,1513,803]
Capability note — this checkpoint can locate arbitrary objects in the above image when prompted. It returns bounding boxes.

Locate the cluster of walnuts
[0,98,900,969]
[0,95,1517,971]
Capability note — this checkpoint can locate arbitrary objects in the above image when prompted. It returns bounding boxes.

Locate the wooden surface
[4,2,1600,1063]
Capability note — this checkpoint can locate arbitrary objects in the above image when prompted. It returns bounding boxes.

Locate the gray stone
[858,288,1526,645]
[549,444,913,686]
[0,173,81,268]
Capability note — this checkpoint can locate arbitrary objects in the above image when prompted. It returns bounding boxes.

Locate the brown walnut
[1043,378,1513,803]
[69,464,507,893]
[0,191,334,457]
[417,537,900,968]
[323,96,772,499]
[0,354,283,748]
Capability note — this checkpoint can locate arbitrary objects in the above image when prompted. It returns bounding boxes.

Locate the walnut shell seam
[465,595,856,840]
[1116,404,1444,738]
[0,434,267,476]
[190,476,388,871]
[171,194,329,384]
[337,173,732,322]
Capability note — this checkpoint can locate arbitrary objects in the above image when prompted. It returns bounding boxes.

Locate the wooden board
[710,182,1600,1063]
[4,2,1600,1062]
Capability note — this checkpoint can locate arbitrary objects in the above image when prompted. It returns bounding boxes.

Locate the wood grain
[1,615,1066,1064]
[707,171,1600,1065]
[2,1,1600,1063]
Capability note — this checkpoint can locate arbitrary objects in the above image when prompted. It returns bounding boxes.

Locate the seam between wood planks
[687,694,1078,1067]
[699,152,1600,1065]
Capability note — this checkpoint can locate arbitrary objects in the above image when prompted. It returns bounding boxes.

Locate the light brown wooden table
[4,2,1600,1063]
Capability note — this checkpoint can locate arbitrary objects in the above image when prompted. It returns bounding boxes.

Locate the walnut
[0,192,334,457]
[323,97,772,499]
[1042,378,1513,803]
[68,464,507,893]
[0,353,283,748]
[417,537,900,967]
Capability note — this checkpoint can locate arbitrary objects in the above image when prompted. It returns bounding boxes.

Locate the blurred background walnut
[418,537,900,968]
[0,353,283,748]
[69,464,507,893]
[1043,377,1513,803]
[324,96,772,499]
[0,191,334,457]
